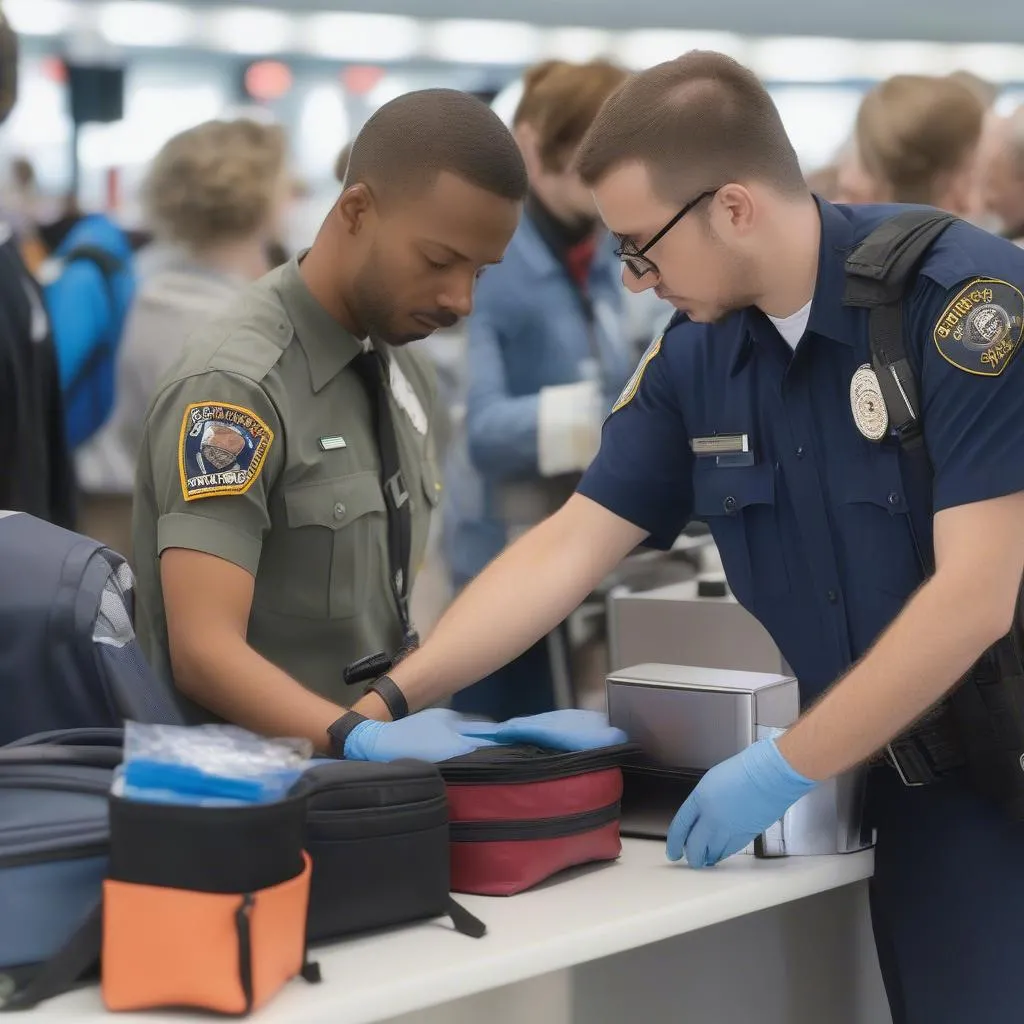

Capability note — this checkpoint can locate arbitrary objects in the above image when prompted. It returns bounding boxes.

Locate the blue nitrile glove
[666,738,817,868]
[454,709,628,752]
[343,708,499,763]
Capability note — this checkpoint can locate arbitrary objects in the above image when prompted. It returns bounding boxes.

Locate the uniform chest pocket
[692,461,790,604]
[832,453,923,599]
[271,473,386,620]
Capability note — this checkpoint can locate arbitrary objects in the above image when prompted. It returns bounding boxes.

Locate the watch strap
[364,675,409,721]
[327,710,369,759]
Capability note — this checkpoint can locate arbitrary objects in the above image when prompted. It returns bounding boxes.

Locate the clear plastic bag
[113,721,314,806]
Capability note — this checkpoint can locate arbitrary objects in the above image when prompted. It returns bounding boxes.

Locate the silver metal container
[607,664,873,856]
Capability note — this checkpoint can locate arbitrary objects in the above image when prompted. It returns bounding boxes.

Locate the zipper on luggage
[235,893,255,1015]
[0,839,108,870]
[440,744,636,785]
[449,801,620,843]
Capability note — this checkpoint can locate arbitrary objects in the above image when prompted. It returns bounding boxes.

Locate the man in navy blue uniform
[356,52,1024,1022]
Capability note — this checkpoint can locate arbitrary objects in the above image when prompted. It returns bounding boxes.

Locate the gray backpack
[0,511,182,746]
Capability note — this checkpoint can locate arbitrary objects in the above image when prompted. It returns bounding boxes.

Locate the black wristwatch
[327,710,368,759]
[364,675,409,721]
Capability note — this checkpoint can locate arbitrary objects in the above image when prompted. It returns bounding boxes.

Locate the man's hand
[666,738,816,868]
[454,709,628,751]
[343,709,499,762]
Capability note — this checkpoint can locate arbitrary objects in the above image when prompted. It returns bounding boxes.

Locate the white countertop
[31,839,874,1024]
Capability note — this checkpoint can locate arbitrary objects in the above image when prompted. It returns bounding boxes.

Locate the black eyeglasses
[614,188,721,279]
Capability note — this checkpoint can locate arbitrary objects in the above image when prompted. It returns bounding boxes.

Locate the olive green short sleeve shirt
[133,258,441,707]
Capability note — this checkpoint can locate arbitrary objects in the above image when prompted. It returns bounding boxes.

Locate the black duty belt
[880,702,965,786]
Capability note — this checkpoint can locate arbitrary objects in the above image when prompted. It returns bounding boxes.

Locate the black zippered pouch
[290,759,484,944]
[438,744,639,896]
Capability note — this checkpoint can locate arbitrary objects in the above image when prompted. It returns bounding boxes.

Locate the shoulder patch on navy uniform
[178,402,274,501]
[933,277,1024,376]
[612,334,662,414]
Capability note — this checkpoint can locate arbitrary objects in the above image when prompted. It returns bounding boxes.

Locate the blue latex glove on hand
[666,738,817,868]
[343,708,498,763]
[453,709,628,752]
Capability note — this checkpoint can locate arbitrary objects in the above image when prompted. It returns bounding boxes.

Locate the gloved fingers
[716,831,757,865]
[704,831,736,868]
[682,816,719,870]
[666,796,699,862]
[451,719,504,740]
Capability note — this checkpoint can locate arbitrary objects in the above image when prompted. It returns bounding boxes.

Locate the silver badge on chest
[850,364,888,441]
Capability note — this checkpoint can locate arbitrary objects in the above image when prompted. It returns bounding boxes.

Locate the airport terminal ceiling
[106,0,1024,43]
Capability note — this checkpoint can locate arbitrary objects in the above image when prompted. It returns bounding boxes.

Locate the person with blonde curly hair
[75,117,290,556]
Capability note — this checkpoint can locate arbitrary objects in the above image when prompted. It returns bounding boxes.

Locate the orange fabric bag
[101,793,320,1015]
[102,853,315,1014]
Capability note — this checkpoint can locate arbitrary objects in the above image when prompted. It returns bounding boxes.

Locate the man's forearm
[373,495,645,715]
[171,634,345,753]
[777,569,1010,780]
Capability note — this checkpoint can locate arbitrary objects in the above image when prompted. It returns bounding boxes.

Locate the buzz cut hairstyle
[575,50,807,204]
[346,87,528,203]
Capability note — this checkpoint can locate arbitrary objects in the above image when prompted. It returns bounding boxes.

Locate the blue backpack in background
[40,214,136,450]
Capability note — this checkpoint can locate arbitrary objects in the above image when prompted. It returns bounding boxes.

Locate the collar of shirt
[730,197,857,377]
[277,253,364,392]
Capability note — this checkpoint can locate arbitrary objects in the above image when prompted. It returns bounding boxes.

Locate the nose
[439,275,474,319]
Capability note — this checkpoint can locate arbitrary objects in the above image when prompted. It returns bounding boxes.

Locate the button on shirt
[133,257,441,709]
[578,200,1024,702]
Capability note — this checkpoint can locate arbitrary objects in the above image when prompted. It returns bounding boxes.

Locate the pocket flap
[832,453,907,513]
[284,473,385,529]
[422,460,442,508]
[693,462,775,518]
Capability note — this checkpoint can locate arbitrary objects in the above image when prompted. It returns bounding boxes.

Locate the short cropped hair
[347,88,527,203]
[855,74,984,205]
[576,50,805,202]
[143,118,286,249]
[513,59,629,173]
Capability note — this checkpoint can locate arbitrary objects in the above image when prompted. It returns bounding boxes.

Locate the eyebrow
[420,239,504,265]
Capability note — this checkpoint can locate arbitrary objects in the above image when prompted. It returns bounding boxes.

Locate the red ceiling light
[342,65,384,96]
[244,60,293,102]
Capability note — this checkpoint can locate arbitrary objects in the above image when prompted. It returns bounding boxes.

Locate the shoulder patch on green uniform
[933,277,1024,377]
[612,334,662,413]
[178,401,274,501]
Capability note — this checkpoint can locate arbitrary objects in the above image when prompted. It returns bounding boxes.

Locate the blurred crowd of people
[5,26,1024,718]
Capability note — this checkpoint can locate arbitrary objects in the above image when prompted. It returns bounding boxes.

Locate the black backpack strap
[0,899,102,1011]
[843,210,958,451]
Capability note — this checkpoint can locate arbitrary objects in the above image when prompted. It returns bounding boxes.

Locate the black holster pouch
[947,595,1024,819]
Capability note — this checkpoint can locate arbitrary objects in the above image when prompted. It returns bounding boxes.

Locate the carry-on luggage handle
[0,744,122,770]
[4,728,124,750]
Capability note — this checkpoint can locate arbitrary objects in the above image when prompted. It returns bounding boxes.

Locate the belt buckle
[885,735,937,787]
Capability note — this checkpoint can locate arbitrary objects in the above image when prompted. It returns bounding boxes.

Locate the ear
[713,184,756,236]
[513,122,543,181]
[335,182,375,237]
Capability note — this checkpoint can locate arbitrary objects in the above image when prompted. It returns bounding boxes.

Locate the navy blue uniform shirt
[579,200,1024,701]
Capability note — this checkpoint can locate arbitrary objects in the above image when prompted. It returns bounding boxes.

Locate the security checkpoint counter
[29,838,889,1024]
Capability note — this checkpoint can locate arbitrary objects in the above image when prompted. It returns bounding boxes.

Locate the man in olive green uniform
[133,89,526,754]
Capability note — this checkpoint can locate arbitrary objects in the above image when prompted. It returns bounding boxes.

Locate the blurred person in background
[977,106,1024,244]
[0,3,75,527]
[37,191,136,455]
[443,59,634,721]
[838,74,984,215]
[74,118,289,559]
